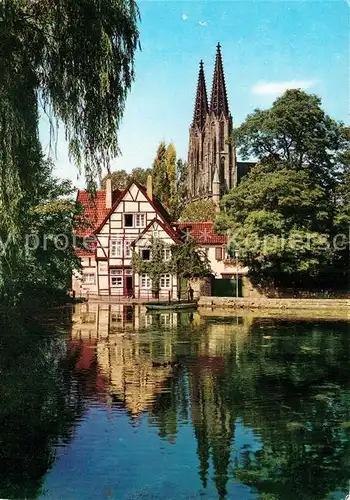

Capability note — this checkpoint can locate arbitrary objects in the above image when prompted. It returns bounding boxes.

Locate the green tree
[217,90,349,288]
[0,159,81,306]
[0,0,139,303]
[130,167,153,186]
[166,143,177,205]
[169,159,188,220]
[152,142,169,207]
[100,170,129,190]
[181,199,217,222]
[1,0,139,233]
[233,90,345,185]
[150,142,188,219]
[101,167,152,191]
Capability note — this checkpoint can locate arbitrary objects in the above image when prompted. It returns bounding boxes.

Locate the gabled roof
[176,221,227,245]
[75,180,172,240]
[93,180,172,235]
[132,218,182,246]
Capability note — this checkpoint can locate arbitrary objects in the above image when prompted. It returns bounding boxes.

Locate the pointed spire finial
[192,60,209,130]
[210,43,229,117]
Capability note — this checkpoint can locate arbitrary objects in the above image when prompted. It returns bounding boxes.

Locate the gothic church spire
[192,60,209,130]
[210,43,229,117]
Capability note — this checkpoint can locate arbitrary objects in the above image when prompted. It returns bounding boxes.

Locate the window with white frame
[110,269,123,287]
[123,213,146,228]
[140,274,151,288]
[152,230,159,238]
[135,213,146,228]
[145,314,153,327]
[163,247,171,261]
[82,273,96,285]
[160,274,171,289]
[125,268,133,276]
[125,240,132,258]
[160,313,171,326]
[111,239,122,257]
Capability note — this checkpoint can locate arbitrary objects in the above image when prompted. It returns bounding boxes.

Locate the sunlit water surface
[1,304,350,500]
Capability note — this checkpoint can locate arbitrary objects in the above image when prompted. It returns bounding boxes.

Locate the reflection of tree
[69,304,350,499]
[231,319,350,500]
[0,316,85,499]
[147,317,350,499]
[190,367,236,498]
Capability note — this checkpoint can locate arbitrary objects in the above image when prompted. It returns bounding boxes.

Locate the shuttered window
[215,247,223,261]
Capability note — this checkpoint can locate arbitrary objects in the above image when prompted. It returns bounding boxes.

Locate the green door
[211,278,242,297]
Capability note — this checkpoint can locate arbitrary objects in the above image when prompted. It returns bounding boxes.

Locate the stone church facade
[187,44,252,204]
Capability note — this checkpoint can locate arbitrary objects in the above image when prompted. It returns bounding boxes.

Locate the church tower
[187,60,209,198]
[187,44,236,202]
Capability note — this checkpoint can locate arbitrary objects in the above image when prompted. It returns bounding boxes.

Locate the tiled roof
[75,248,94,257]
[176,221,227,245]
[75,189,120,236]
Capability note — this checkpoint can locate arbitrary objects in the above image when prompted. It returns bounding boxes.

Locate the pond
[1,304,350,500]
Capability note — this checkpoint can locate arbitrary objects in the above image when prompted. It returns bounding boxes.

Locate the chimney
[212,168,220,212]
[146,174,153,200]
[105,177,112,209]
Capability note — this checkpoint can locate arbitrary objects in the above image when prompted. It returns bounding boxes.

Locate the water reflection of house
[72,302,182,336]
[71,303,180,416]
[71,303,253,496]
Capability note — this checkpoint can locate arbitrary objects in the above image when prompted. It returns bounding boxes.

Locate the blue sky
[39,0,349,187]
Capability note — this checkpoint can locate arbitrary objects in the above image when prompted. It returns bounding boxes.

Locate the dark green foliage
[152,142,169,208]
[2,0,139,183]
[181,199,217,222]
[0,313,85,498]
[0,0,139,303]
[100,167,152,191]
[132,237,211,294]
[217,90,349,288]
[0,159,82,306]
[1,0,139,210]
[171,237,211,279]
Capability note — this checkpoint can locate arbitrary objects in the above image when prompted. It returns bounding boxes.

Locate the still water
[1,304,350,500]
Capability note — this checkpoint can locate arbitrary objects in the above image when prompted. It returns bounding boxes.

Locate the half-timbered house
[73,177,182,299]
[73,176,247,299]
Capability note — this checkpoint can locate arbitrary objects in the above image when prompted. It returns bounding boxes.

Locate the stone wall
[198,296,350,312]
[241,276,350,299]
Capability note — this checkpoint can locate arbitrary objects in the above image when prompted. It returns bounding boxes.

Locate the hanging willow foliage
[0,0,140,234]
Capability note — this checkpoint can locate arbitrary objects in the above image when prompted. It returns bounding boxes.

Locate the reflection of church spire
[190,368,236,498]
[191,379,210,487]
[211,392,236,498]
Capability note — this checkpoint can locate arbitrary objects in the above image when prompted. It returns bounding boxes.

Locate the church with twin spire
[187,44,250,205]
